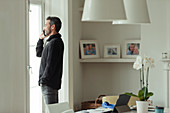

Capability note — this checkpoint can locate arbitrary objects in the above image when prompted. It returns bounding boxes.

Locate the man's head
[133,47,139,55]
[86,45,89,50]
[89,44,93,49]
[129,43,135,51]
[44,16,62,36]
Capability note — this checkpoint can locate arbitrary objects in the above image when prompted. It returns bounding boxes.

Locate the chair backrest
[47,102,74,113]
[102,96,139,106]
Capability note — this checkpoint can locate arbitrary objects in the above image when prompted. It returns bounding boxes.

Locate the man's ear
[51,24,55,30]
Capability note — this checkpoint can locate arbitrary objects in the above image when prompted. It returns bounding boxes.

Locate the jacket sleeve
[39,42,62,84]
[36,39,44,57]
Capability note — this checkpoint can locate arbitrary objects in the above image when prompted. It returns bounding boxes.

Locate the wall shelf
[79,58,135,63]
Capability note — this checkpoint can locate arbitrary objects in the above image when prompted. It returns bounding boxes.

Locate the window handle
[27,65,33,74]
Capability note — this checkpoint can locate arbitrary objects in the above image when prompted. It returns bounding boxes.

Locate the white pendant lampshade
[82,0,127,22]
[112,0,150,24]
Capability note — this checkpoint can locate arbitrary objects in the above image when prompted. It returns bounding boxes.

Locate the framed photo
[103,44,120,58]
[123,40,141,58]
[80,40,100,59]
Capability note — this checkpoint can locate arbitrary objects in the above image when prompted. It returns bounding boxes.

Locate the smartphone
[43,30,46,36]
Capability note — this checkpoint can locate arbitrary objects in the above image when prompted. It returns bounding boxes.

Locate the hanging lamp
[81,0,127,22]
[112,0,150,24]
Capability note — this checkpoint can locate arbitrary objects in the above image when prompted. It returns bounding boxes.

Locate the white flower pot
[136,101,148,113]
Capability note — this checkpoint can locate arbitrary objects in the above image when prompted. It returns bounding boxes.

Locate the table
[76,108,170,113]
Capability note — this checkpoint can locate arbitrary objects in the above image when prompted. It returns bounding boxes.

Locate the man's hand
[40,32,48,39]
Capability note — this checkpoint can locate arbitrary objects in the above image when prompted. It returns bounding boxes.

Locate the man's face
[44,20,51,36]
[133,47,139,54]
[89,45,92,49]
[129,44,135,51]
[86,45,89,50]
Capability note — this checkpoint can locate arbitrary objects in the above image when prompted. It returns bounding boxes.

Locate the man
[36,16,64,104]
[89,44,96,55]
[85,45,90,55]
[127,43,135,55]
[133,47,139,55]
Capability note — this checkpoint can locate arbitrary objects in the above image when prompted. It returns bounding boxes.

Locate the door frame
[26,0,45,113]
[25,0,30,112]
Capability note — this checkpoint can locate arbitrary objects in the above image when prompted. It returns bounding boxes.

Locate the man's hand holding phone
[40,30,47,39]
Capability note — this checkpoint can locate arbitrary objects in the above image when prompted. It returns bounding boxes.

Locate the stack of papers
[75,107,112,113]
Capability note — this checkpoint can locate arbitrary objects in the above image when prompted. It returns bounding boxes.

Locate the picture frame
[103,44,120,58]
[80,40,100,59]
[123,40,141,58]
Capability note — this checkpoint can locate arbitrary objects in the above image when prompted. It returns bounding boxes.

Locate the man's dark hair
[128,43,135,51]
[46,16,62,32]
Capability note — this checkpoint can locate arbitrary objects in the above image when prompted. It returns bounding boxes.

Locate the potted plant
[125,56,154,113]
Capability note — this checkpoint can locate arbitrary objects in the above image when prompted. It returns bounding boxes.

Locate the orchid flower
[133,56,142,70]
[125,56,154,101]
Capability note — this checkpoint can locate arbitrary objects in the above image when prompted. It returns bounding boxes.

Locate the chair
[102,96,139,106]
[46,102,74,113]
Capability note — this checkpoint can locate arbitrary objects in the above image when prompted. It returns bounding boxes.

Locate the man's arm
[36,39,44,57]
[36,32,47,57]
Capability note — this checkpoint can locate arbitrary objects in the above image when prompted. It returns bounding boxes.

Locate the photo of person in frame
[83,44,96,55]
[107,47,117,55]
[127,43,140,55]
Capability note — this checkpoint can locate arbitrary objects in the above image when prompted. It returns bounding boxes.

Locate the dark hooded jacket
[36,33,64,90]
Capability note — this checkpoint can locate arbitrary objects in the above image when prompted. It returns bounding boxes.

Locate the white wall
[167,0,170,52]
[81,24,141,101]
[0,0,27,113]
[141,0,168,107]
[71,0,83,110]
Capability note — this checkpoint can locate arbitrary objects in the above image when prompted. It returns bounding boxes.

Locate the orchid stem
[142,65,144,88]
[140,69,142,89]
[146,67,149,89]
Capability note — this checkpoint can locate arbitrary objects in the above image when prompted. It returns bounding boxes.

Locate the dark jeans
[41,85,58,104]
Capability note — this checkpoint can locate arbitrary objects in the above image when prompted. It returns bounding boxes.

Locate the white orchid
[126,56,154,101]
[143,56,154,68]
[133,56,154,89]
[133,56,142,70]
